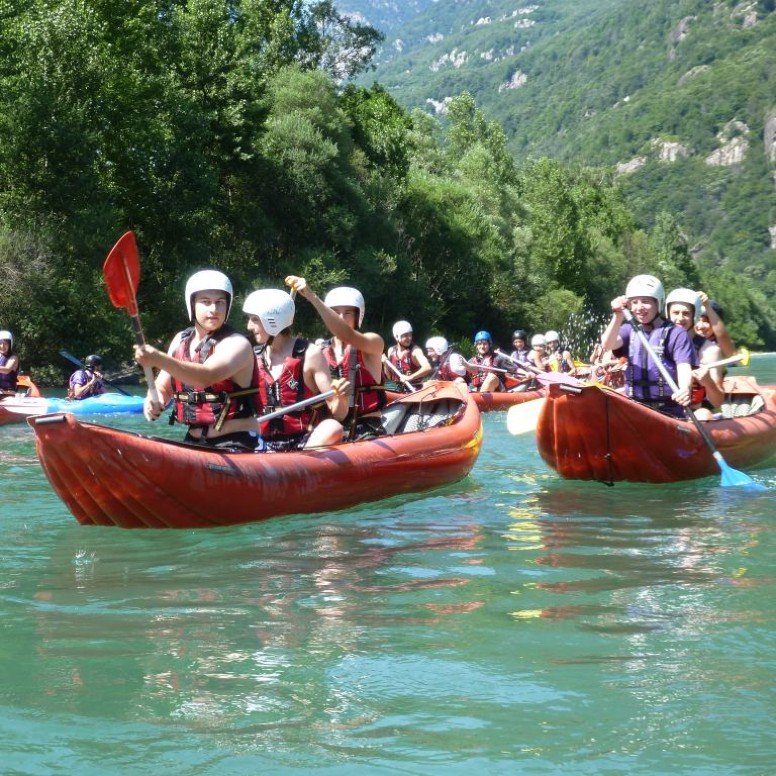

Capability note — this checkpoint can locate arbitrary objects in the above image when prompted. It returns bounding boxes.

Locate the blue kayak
[46,393,145,415]
[1,392,144,426]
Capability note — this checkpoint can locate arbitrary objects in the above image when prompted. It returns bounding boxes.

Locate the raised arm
[600,296,628,351]
[698,292,735,358]
[285,275,384,355]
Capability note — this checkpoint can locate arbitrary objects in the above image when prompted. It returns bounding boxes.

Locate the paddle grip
[383,357,417,392]
[130,315,161,407]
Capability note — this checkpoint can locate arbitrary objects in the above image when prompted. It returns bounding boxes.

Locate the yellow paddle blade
[739,347,750,368]
[506,398,545,435]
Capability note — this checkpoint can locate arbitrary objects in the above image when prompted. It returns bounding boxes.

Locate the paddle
[102,231,160,405]
[58,350,133,397]
[257,389,335,428]
[382,356,417,392]
[494,350,583,387]
[623,309,765,490]
[506,398,545,435]
[702,348,750,370]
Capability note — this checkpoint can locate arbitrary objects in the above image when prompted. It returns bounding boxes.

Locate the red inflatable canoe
[29,382,483,528]
[536,376,776,484]
[472,388,544,412]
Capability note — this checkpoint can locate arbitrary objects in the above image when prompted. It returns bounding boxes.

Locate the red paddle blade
[103,231,140,315]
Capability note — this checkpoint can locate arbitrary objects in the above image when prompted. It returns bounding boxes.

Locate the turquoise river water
[1,356,775,775]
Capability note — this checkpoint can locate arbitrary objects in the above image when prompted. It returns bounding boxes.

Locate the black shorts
[263,432,311,453]
[346,415,386,441]
[183,430,264,453]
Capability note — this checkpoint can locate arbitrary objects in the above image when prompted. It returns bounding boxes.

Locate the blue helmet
[473,330,492,343]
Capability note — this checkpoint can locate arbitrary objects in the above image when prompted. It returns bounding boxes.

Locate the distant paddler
[0,330,19,396]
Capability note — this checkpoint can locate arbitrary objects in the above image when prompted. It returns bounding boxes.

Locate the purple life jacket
[0,354,18,392]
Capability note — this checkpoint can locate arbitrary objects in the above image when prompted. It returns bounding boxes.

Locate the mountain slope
[349,0,776,289]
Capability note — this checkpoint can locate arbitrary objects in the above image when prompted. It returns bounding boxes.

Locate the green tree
[649,211,701,291]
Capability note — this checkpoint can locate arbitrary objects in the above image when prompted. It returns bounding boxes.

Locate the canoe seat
[381,399,460,435]
[719,394,765,419]
[718,376,767,419]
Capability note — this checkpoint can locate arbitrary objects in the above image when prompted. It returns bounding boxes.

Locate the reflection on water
[2,363,776,772]
[20,512,492,737]
[503,480,770,636]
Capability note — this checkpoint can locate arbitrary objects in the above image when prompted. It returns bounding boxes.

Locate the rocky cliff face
[705,121,750,167]
[765,112,776,165]
[335,0,437,35]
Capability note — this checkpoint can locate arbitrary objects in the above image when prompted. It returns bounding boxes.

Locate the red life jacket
[171,326,261,429]
[387,344,417,376]
[690,383,706,406]
[256,338,316,438]
[321,340,385,415]
[468,354,499,390]
[430,349,463,382]
[435,360,459,381]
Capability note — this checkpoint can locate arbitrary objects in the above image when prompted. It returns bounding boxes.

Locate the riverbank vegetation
[1,1,772,384]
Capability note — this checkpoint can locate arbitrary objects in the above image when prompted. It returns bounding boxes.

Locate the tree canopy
[0,3,771,384]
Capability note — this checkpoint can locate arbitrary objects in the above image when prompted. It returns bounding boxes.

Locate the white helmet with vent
[0,330,12,347]
[665,288,702,323]
[324,286,365,328]
[425,336,449,356]
[242,289,295,336]
[392,320,413,340]
[185,270,233,320]
[625,274,665,310]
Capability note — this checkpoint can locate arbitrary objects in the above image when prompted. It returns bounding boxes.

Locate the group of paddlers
[1,269,736,447]
[133,272,386,452]
[385,326,577,395]
[132,267,609,453]
[599,275,735,420]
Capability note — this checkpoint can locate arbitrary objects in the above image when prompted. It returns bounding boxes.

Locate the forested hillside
[0,1,773,385]
[353,0,776,327]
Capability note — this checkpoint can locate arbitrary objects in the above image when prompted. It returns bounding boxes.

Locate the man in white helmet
[425,336,467,383]
[600,274,695,418]
[243,288,350,449]
[284,275,386,439]
[385,320,431,391]
[0,330,18,396]
[134,269,263,450]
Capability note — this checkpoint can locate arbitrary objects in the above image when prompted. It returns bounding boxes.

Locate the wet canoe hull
[29,383,483,528]
[536,380,776,483]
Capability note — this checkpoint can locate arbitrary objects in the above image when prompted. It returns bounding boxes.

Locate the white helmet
[392,320,413,340]
[185,270,233,320]
[242,289,295,336]
[425,336,449,356]
[0,330,12,347]
[625,274,665,309]
[324,286,365,328]
[545,330,560,343]
[531,334,546,347]
[665,288,702,323]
